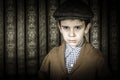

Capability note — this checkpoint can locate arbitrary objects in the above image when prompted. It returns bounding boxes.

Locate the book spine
[109,0,119,77]
[26,0,38,75]
[39,0,47,66]
[0,0,4,77]
[101,0,108,61]
[5,0,17,75]
[47,0,60,52]
[90,0,100,49]
[17,0,25,76]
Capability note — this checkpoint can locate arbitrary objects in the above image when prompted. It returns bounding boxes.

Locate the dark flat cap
[53,0,94,20]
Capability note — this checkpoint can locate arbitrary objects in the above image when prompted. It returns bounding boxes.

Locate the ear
[85,23,91,34]
[57,22,62,33]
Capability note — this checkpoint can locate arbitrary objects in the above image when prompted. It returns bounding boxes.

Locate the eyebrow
[74,25,83,27]
[61,25,83,27]
[61,25,69,27]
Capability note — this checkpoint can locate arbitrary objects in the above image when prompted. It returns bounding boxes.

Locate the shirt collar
[65,38,85,57]
[66,38,85,51]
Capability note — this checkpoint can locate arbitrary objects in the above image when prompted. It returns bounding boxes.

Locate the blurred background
[0,0,119,80]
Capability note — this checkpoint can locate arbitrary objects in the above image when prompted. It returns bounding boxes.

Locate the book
[0,0,4,77]
[90,0,100,49]
[38,0,47,67]
[5,0,17,75]
[101,0,109,62]
[17,0,25,76]
[47,0,60,52]
[108,0,119,77]
[25,0,38,75]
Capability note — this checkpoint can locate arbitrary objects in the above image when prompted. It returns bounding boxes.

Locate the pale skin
[58,19,91,49]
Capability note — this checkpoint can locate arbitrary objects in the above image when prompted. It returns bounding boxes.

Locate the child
[38,0,111,80]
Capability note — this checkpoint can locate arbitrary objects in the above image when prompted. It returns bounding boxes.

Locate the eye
[62,26,69,30]
[74,26,82,30]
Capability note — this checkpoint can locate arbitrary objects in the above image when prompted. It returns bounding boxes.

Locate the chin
[69,43,78,47]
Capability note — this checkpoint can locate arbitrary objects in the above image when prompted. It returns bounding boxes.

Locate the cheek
[76,30,85,38]
[60,31,67,37]
[60,30,67,35]
[62,33,67,38]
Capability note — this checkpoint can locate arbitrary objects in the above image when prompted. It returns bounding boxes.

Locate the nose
[69,29,75,37]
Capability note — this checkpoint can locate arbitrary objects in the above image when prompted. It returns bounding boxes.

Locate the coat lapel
[57,42,88,74]
[58,42,68,74]
[70,42,87,73]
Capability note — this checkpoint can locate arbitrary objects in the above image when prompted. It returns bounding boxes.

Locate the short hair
[53,0,94,22]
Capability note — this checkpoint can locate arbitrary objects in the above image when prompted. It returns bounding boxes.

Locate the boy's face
[59,19,90,48]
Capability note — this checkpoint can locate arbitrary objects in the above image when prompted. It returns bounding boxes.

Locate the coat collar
[58,42,68,74]
[58,41,88,74]
[70,42,87,73]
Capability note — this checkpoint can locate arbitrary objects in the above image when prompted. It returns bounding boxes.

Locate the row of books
[0,0,119,78]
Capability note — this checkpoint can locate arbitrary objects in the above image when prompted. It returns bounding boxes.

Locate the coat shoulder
[85,43,104,59]
[48,44,64,55]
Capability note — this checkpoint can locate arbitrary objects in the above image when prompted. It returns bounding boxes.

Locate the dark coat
[38,42,111,80]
